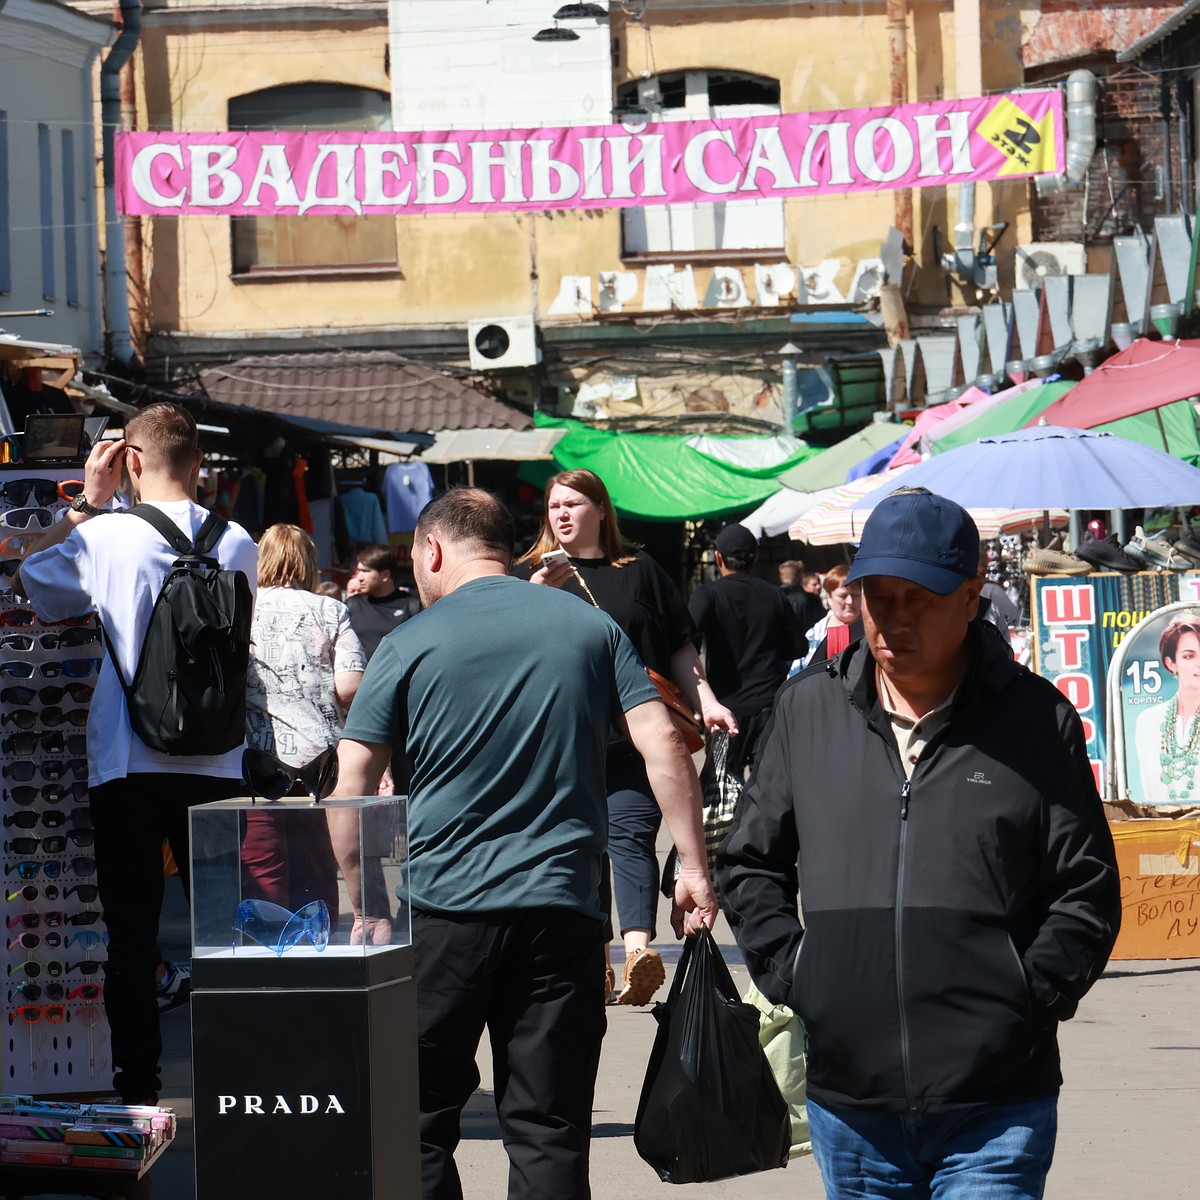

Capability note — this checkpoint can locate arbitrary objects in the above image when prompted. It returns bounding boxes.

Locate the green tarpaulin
[776,421,904,492]
[520,414,819,521]
[930,383,1075,455]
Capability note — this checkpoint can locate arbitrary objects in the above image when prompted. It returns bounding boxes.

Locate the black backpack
[101,505,253,757]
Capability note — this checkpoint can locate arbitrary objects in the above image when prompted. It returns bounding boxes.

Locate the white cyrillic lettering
[244,145,301,209]
[187,145,242,208]
[528,140,580,202]
[739,125,800,191]
[913,112,974,178]
[579,137,606,200]
[272,1096,292,1114]
[217,1096,236,1115]
[853,117,915,183]
[130,144,186,208]
[325,1095,346,1115]
[415,142,468,205]
[797,122,853,187]
[299,144,363,215]
[468,140,526,204]
[683,129,741,194]
[244,1095,264,1115]
[300,1095,319,1115]
[604,135,666,200]
[362,143,412,206]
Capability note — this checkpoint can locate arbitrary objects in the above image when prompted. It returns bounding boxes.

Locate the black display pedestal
[191,947,417,1200]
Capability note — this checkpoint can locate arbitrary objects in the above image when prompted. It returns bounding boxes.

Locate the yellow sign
[977,96,1058,177]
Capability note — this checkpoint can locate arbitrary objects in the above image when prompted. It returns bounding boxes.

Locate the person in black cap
[688,523,802,777]
[718,487,1120,1200]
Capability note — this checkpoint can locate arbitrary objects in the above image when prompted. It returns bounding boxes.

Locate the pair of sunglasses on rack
[8,1005,67,1025]
[5,882,96,903]
[0,629,98,651]
[2,683,93,706]
[5,832,95,854]
[2,707,88,730]
[0,508,58,531]
[7,931,62,951]
[2,732,86,758]
[4,807,92,831]
[6,782,89,806]
[0,660,100,680]
[0,612,90,629]
[4,858,96,881]
[7,910,99,930]
[6,959,102,978]
[4,761,87,783]
[0,480,82,507]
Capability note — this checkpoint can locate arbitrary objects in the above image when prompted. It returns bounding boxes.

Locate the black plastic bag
[634,927,791,1184]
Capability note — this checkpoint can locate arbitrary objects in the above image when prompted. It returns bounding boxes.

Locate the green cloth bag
[743,979,811,1159]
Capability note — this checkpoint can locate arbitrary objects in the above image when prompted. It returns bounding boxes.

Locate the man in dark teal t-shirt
[330,488,715,1200]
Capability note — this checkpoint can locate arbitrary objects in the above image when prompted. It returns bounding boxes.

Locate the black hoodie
[718,624,1120,1113]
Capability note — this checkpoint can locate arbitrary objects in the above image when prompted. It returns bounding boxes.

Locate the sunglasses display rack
[0,468,110,1095]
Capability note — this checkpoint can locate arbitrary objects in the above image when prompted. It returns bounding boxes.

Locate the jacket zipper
[895,778,915,1110]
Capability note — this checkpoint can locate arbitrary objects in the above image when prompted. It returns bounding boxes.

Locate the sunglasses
[5,832,93,855]
[0,480,82,506]
[6,883,59,902]
[242,746,339,802]
[9,981,65,1003]
[73,1000,103,1023]
[1,858,90,881]
[62,883,98,903]
[7,911,64,929]
[0,535,41,558]
[0,629,99,653]
[8,931,62,951]
[0,609,34,627]
[233,897,331,956]
[1,684,93,706]
[6,960,63,978]
[65,930,106,949]
[69,984,102,1001]
[38,659,100,680]
[6,782,87,806]
[0,508,56,531]
[4,762,86,784]
[65,959,102,975]
[8,1004,66,1025]
[4,809,70,829]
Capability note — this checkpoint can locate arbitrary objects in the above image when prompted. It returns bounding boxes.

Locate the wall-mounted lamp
[533,24,580,41]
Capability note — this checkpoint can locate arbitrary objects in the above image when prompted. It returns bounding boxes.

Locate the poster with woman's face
[1121,608,1200,805]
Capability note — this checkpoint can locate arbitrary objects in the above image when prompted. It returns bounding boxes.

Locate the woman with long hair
[516,469,735,1005]
[242,523,366,924]
[1136,612,1200,804]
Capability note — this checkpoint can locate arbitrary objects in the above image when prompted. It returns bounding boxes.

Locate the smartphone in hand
[541,548,570,568]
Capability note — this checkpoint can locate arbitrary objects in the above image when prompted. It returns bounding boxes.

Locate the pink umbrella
[1035,337,1200,428]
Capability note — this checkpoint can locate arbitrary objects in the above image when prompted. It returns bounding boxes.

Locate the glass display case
[190,794,409,964]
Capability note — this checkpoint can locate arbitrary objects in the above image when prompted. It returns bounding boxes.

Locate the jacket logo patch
[967,771,992,786]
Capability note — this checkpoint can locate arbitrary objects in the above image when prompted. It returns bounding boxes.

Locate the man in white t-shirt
[17,403,258,1106]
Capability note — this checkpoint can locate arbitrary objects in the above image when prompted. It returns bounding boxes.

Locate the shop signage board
[116,90,1063,217]
[1031,572,1199,795]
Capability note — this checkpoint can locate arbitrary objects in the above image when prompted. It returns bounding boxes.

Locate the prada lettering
[217,1094,347,1116]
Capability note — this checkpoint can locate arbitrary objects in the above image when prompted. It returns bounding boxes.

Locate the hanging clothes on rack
[383,462,434,534]
[340,483,387,545]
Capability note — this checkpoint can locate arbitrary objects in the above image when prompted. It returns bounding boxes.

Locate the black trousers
[90,772,243,1104]
[414,907,606,1200]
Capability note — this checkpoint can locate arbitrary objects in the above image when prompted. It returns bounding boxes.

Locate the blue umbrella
[850,425,1200,512]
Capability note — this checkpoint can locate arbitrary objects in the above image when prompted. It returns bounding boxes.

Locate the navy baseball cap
[714,523,758,559]
[846,488,979,596]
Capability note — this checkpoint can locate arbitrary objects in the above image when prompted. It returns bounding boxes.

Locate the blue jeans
[807,1094,1059,1200]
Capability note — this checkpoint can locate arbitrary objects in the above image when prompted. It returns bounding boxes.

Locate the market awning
[422,427,565,463]
[519,413,819,521]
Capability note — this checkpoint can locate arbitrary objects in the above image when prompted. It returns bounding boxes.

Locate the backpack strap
[125,504,228,557]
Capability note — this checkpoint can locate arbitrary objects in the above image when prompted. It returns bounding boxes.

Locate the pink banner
[116,90,1063,217]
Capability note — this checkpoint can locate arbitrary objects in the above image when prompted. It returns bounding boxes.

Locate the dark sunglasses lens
[1,686,36,704]
[70,858,94,876]
[59,660,99,679]
[4,811,38,829]
[64,884,98,902]
[6,788,39,807]
[2,712,36,730]
[1,509,52,530]
[0,635,32,651]
[0,663,33,678]
[0,611,34,627]
[57,628,99,648]
[4,763,35,781]
[3,735,39,755]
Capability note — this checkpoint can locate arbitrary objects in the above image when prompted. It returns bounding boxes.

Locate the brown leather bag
[646,667,706,753]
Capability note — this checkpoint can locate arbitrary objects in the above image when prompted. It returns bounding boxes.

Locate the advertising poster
[1032,573,1198,794]
[1120,607,1200,806]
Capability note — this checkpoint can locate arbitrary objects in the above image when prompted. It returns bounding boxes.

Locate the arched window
[228,83,396,276]
[615,70,785,260]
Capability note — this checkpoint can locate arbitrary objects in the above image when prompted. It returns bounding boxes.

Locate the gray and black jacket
[717,624,1121,1113]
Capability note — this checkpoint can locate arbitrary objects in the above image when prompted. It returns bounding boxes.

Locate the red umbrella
[1034,337,1200,428]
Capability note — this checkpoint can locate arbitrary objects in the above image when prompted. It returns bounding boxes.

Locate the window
[0,112,9,295]
[37,124,54,300]
[616,70,785,260]
[228,83,396,276]
[61,130,79,306]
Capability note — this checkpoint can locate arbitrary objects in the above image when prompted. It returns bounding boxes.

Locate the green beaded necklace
[1159,697,1200,800]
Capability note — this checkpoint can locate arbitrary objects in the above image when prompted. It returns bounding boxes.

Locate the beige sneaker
[604,964,617,1005]
[617,947,665,1005]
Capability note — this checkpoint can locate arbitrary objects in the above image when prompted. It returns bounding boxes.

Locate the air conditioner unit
[1014,242,1087,291]
[467,317,542,370]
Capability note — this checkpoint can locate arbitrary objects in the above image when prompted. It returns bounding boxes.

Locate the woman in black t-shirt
[516,469,735,1007]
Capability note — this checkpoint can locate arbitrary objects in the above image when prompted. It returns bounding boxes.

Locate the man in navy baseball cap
[718,483,1120,1200]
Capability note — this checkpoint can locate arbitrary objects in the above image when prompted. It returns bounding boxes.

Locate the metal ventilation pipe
[1035,69,1098,196]
[101,0,142,366]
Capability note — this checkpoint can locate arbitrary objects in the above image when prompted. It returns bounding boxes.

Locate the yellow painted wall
[137,3,1037,339]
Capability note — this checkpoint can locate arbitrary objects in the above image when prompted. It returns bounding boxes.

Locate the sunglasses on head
[0,480,82,507]
[0,508,56,531]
